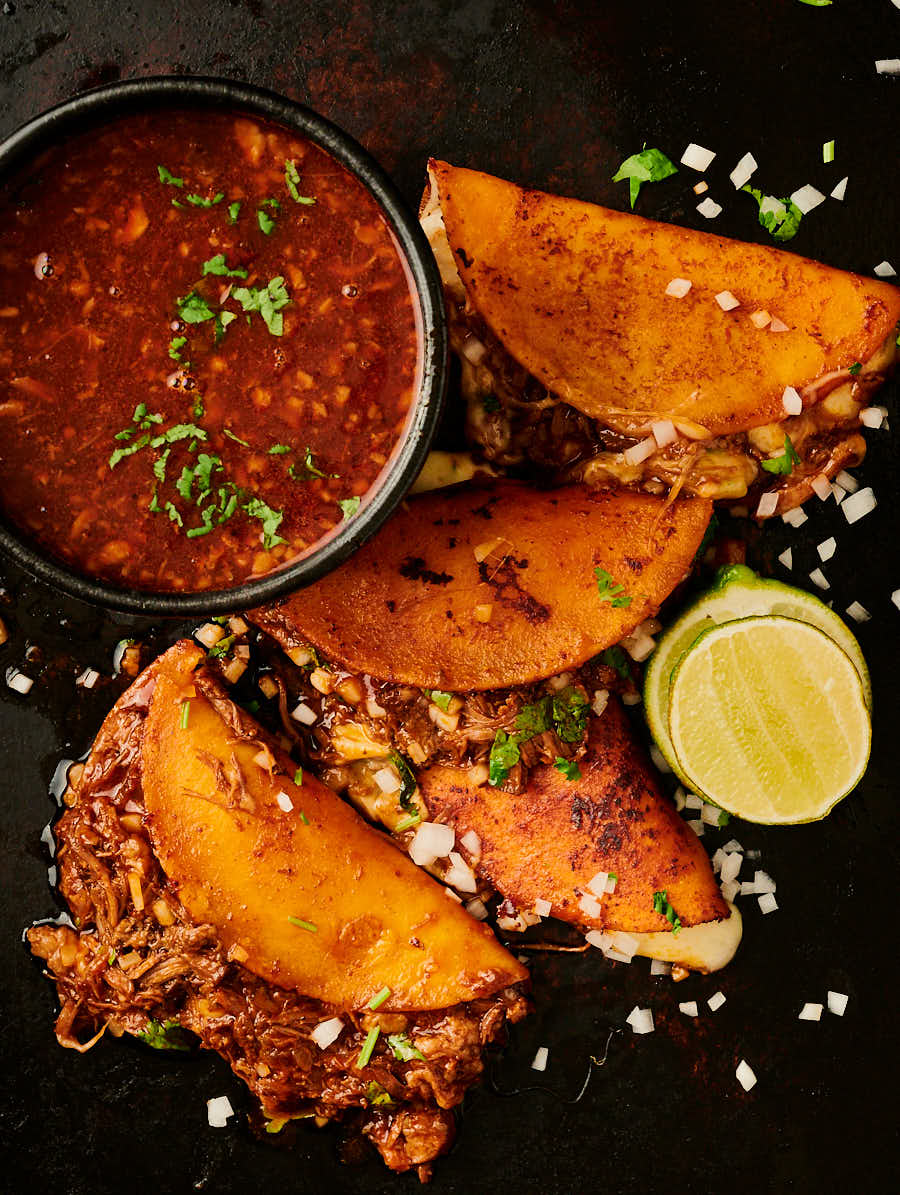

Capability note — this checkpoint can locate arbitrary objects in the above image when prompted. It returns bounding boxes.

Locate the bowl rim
[0,75,447,616]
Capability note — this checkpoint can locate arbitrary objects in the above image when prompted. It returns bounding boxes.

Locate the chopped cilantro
[165,501,183,528]
[157,165,183,188]
[796,0,831,5]
[652,889,682,934]
[193,453,221,493]
[175,466,194,501]
[387,1033,425,1062]
[244,496,286,549]
[741,185,803,243]
[848,361,862,376]
[389,751,418,813]
[214,310,237,344]
[287,916,317,932]
[107,949,117,965]
[488,729,521,786]
[594,566,632,608]
[136,1018,191,1051]
[356,1025,380,1069]
[366,1081,394,1107]
[169,335,187,360]
[515,695,552,737]
[599,645,631,681]
[612,146,678,208]
[108,433,150,469]
[202,253,248,279]
[223,428,250,447]
[554,757,581,781]
[153,448,170,483]
[285,159,316,204]
[293,767,304,787]
[368,985,392,1011]
[231,276,291,336]
[268,443,292,455]
[184,191,224,208]
[150,423,207,449]
[394,811,422,832]
[425,689,454,712]
[289,446,335,482]
[179,700,190,729]
[760,433,801,475]
[299,810,310,825]
[191,395,205,420]
[257,207,276,235]
[208,634,234,658]
[550,686,589,743]
[228,201,241,224]
[718,809,731,828]
[176,291,216,324]
[482,394,501,414]
[339,496,361,520]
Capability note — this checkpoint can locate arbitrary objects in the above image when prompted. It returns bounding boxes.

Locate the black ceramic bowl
[0,77,447,616]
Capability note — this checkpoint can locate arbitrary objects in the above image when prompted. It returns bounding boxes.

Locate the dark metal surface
[1,2,898,1192]
[0,75,448,616]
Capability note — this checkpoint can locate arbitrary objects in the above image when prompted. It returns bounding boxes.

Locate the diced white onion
[446,851,478,893]
[817,537,837,563]
[465,897,489,920]
[798,1002,823,1022]
[679,1001,699,1017]
[696,197,722,219]
[701,802,723,826]
[681,143,716,171]
[311,1017,344,1049]
[873,260,897,278]
[591,689,609,717]
[622,630,656,662]
[534,897,552,918]
[585,930,611,950]
[810,473,833,500]
[626,1006,654,1034]
[290,701,317,725]
[665,277,692,298]
[444,886,463,904]
[409,821,455,866]
[740,880,757,896]
[809,568,829,591]
[605,874,617,894]
[76,668,100,689]
[721,838,744,854]
[827,990,849,1016]
[5,668,33,695]
[651,419,678,448]
[781,386,803,416]
[707,991,726,1012]
[685,793,703,810]
[756,492,779,518]
[460,829,481,856]
[609,931,639,958]
[366,697,387,718]
[623,436,658,467]
[373,767,401,794]
[275,791,294,812]
[790,184,826,214]
[711,848,725,874]
[749,309,772,329]
[649,744,671,774]
[842,486,877,524]
[845,601,871,623]
[715,290,740,311]
[736,1060,757,1092]
[586,871,608,898]
[778,548,792,570]
[754,870,776,893]
[461,335,487,364]
[673,786,686,812]
[782,507,808,528]
[720,878,740,902]
[206,1096,234,1128]
[859,406,886,430]
[721,853,742,884]
[835,470,858,493]
[578,891,605,919]
[531,1046,549,1072]
[650,958,671,976]
[830,176,848,201]
[769,316,790,332]
[875,58,900,74]
[758,892,779,914]
[687,818,705,837]
[831,483,846,506]
[729,152,758,189]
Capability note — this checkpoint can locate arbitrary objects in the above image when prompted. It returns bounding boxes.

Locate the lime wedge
[667,616,871,824]
[644,564,871,784]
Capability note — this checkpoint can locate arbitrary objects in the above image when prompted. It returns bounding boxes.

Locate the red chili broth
[0,109,420,591]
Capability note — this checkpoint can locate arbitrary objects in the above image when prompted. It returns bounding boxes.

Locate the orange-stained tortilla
[429,160,900,437]
[252,480,711,692]
[418,696,729,933]
[142,641,526,1011]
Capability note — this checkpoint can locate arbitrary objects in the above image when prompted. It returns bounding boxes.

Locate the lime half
[667,615,871,825]
[644,564,871,784]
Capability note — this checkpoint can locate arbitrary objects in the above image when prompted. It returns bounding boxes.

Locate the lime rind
[644,565,872,788]
[665,615,871,825]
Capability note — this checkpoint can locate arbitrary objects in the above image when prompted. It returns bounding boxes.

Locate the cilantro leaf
[488,729,520,786]
[652,889,682,934]
[169,335,187,360]
[231,276,291,336]
[150,423,208,448]
[176,291,216,324]
[244,497,286,549]
[796,0,832,6]
[153,447,170,483]
[387,1033,426,1062]
[741,185,803,243]
[760,433,801,475]
[612,146,678,209]
[366,1080,395,1107]
[214,310,237,344]
[157,165,183,188]
[599,645,631,681]
[389,751,418,813]
[482,394,501,414]
[223,428,250,447]
[338,496,361,520]
[551,686,589,743]
[228,201,241,224]
[109,433,150,469]
[289,446,335,481]
[136,1018,191,1051]
[202,254,248,279]
[594,566,633,608]
[285,158,316,205]
[554,757,581,781]
[718,809,731,828]
[257,207,276,235]
[165,501,183,528]
[268,444,292,455]
[175,466,194,501]
[193,453,222,493]
[515,695,552,737]
[425,689,455,712]
[848,361,862,376]
[184,191,224,208]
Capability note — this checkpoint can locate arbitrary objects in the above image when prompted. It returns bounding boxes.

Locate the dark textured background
[1,2,899,1192]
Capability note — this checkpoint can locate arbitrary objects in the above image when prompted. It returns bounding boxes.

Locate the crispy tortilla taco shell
[429,159,900,437]
[252,480,711,691]
[141,641,526,1011]
[418,696,729,933]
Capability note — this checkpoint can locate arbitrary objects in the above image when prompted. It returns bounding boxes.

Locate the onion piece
[687,818,705,837]
[769,316,790,332]
[810,473,833,500]
[373,767,400,794]
[875,58,900,74]
[651,419,677,447]
[830,176,849,201]
[781,386,803,416]
[707,991,726,1012]
[275,791,294,812]
[749,309,772,329]
[729,152,758,190]
[696,197,722,219]
[531,1046,549,1071]
[649,744,671,774]
[679,1001,699,1017]
[684,793,703,810]
[790,184,826,214]
[207,1096,234,1128]
[460,829,481,857]
[835,470,859,493]
[758,892,779,914]
[720,853,742,884]
[533,898,552,918]
[809,567,829,591]
[827,990,849,1016]
[859,406,885,429]
[591,689,609,717]
[681,143,716,171]
[817,537,837,562]
[409,821,455,866]
[311,1017,344,1049]
[465,898,489,920]
[290,701,317,725]
[6,668,33,695]
[626,1006,654,1035]
[845,601,871,623]
[755,491,778,518]
[841,486,877,524]
[715,290,740,311]
[693,181,708,195]
[650,958,671,976]
[754,870,776,893]
[777,547,792,570]
[736,1060,757,1091]
[798,1002,823,1022]
[665,277,692,298]
[874,260,897,278]
[720,878,740,902]
[782,507,808,528]
[623,436,657,467]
